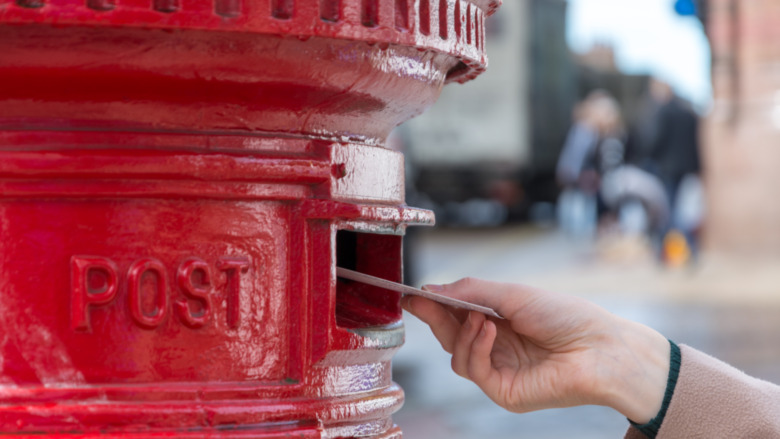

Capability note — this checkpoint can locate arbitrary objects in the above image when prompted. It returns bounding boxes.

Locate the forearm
[593,317,671,424]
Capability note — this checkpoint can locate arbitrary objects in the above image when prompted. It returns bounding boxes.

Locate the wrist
[598,318,671,423]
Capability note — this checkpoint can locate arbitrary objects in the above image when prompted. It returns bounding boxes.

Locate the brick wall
[703,0,780,254]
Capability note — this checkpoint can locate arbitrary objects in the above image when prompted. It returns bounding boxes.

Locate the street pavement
[393,225,780,438]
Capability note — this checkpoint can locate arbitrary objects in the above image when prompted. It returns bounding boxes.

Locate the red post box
[0,0,498,436]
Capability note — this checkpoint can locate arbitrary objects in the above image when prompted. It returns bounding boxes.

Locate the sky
[566,0,712,111]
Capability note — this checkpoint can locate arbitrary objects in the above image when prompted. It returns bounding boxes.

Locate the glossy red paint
[0,0,498,436]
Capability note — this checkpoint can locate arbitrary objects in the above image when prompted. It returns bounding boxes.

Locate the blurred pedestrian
[556,90,626,235]
[646,79,703,264]
[556,90,626,191]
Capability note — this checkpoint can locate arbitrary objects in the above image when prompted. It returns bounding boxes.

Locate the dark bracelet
[629,339,682,438]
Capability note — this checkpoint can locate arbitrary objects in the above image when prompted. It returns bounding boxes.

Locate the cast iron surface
[0,0,497,436]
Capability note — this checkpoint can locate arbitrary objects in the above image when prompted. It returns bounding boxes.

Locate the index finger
[422,277,541,320]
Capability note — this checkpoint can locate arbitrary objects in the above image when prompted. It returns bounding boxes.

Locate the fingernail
[400,296,413,312]
[479,322,488,337]
[464,312,472,329]
[422,284,443,293]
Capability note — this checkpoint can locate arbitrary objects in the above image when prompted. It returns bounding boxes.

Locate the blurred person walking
[646,79,703,265]
[556,90,627,236]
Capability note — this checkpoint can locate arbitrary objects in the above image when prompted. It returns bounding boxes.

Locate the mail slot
[336,230,403,329]
[0,0,499,436]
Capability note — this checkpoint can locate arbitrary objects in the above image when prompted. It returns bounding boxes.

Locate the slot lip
[344,320,405,349]
[302,200,435,227]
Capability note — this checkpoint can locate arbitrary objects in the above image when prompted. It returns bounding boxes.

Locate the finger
[468,319,499,392]
[402,295,461,353]
[418,285,469,324]
[450,312,485,378]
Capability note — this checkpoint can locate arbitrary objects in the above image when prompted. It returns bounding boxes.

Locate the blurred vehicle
[403,0,572,226]
[402,0,653,227]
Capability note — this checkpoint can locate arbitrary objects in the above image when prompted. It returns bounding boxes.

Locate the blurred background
[392,0,780,437]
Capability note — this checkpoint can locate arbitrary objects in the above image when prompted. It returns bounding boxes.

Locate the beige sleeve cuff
[626,344,780,438]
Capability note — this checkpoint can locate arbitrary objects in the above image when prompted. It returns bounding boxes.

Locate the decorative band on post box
[0,0,499,436]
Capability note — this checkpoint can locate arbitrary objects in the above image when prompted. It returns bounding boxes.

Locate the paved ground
[392,226,780,438]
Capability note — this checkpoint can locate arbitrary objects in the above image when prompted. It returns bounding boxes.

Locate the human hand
[401,278,670,424]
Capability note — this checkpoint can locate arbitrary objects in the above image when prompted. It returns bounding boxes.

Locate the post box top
[0,0,501,84]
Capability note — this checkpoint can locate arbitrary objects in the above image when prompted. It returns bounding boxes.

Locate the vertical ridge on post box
[473,8,478,50]
[361,0,378,27]
[272,0,293,18]
[394,0,409,30]
[454,0,461,40]
[215,0,241,17]
[320,0,340,22]
[419,0,430,35]
[466,3,472,44]
[478,8,485,50]
[438,0,448,39]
